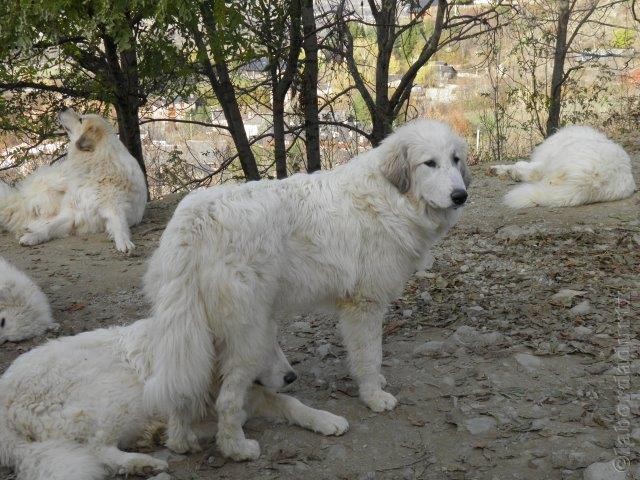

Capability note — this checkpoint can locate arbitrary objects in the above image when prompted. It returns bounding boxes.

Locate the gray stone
[412,341,445,357]
[291,321,313,333]
[550,450,589,469]
[574,326,593,337]
[463,416,497,435]
[550,289,586,307]
[402,309,413,318]
[148,474,172,480]
[317,343,332,359]
[583,461,626,480]
[570,300,591,316]
[496,225,529,241]
[515,353,542,370]
[419,291,432,302]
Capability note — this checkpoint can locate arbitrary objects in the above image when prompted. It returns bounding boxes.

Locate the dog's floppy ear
[381,142,411,194]
[76,124,104,152]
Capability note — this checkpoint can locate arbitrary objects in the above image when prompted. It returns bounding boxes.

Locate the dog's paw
[166,430,201,454]
[19,232,44,246]
[114,237,135,254]
[361,389,398,413]
[220,438,260,462]
[118,454,168,475]
[312,411,350,436]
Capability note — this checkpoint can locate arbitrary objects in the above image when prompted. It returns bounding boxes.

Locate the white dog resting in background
[0,256,57,344]
[142,119,471,461]
[0,318,348,480]
[0,108,147,252]
[491,125,636,208]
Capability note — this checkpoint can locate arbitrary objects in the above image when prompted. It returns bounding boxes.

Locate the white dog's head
[58,107,114,153]
[380,119,471,210]
[0,286,57,344]
[254,340,297,390]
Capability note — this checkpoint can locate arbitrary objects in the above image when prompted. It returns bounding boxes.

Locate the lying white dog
[491,125,636,208]
[142,119,471,461]
[0,108,147,252]
[0,256,57,344]
[0,317,348,480]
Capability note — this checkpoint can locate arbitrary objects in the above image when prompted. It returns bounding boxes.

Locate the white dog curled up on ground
[0,316,347,480]
[0,108,147,252]
[491,125,636,208]
[0,256,57,344]
[142,119,472,461]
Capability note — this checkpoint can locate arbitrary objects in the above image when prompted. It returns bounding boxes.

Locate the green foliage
[610,28,635,49]
[0,0,195,146]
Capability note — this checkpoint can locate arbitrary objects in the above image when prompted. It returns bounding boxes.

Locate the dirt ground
[1,146,639,480]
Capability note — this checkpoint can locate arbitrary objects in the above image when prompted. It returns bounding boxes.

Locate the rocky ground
[1,149,639,480]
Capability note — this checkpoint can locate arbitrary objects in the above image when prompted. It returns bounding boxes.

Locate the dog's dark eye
[453,155,460,164]
[423,160,437,168]
[0,318,5,328]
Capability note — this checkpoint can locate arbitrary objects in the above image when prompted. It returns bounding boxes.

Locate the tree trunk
[212,66,261,181]
[301,0,321,173]
[546,0,570,137]
[197,2,261,181]
[272,67,288,179]
[114,101,146,178]
[102,32,149,196]
[370,0,396,146]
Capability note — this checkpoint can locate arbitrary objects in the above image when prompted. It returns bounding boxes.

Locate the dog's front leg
[246,386,349,435]
[339,302,397,412]
[100,206,135,253]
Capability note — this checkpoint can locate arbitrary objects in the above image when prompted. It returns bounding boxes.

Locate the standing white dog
[0,256,57,344]
[491,125,636,208]
[0,317,348,480]
[0,108,147,252]
[142,119,471,461]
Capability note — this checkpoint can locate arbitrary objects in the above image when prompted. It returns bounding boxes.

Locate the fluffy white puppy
[0,256,56,344]
[491,125,636,208]
[0,317,348,480]
[142,119,471,461]
[0,108,147,252]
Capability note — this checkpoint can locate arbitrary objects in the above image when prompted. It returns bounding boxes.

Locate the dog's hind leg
[94,446,168,476]
[491,161,541,182]
[166,405,201,454]
[338,301,397,413]
[100,206,134,253]
[215,319,276,461]
[246,386,349,436]
[19,213,74,246]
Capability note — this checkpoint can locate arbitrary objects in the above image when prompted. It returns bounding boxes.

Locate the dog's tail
[142,208,216,420]
[0,411,104,480]
[503,181,586,208]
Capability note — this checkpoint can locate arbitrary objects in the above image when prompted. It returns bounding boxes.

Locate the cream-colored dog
[142,119,471,461]
[0,108,147,252]
[491,125,636,208]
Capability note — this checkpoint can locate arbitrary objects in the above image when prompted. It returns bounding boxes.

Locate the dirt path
[1,151,639,480]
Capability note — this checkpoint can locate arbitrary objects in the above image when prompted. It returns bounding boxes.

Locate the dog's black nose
[450,189,468,206]
[283,371,297,385]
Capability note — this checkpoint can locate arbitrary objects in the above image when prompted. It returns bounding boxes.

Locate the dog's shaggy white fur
[0,256,56,344]
[0,317,348,480]
[0,108,147,252]
[491,125,636,208]
[142,119,471,461]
